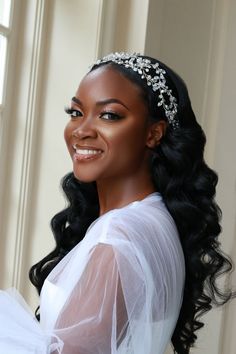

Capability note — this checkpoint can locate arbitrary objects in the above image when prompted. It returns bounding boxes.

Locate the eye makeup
[64,106,82,118]
[65,105,124,121]
[99,111,123,121]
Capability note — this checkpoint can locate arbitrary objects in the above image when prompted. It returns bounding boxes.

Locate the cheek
[107,123,148,158]
[103,118,147,143]
[64,123,73,151]
[64,122,71,142]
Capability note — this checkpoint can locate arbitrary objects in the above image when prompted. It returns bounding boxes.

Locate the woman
[0,52,235,353]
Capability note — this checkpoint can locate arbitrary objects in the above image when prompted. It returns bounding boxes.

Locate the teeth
[76,149,102,155]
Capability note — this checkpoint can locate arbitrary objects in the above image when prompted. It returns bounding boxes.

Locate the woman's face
[64,66,154,183]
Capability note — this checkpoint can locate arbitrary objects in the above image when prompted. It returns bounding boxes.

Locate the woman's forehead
[76,66,144,100]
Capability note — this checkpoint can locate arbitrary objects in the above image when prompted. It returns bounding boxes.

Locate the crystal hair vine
[93,52,179,129]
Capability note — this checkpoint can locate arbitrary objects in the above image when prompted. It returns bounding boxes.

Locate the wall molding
[96,0,118,57]
[201,0,230,165]
[10,0,48,289]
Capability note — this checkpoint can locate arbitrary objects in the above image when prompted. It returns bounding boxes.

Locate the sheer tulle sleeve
[53,243,129,354]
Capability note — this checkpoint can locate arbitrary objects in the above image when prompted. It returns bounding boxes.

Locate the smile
[72,145,103,161]
[75,149,103,155]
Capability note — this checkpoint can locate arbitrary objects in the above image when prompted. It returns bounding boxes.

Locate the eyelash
[64,106,122,121]
[100,111,122,121]
[64,107,82,117]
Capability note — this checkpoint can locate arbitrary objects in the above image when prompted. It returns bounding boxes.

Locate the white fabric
[0,288,63,353]
[0,193,185,354]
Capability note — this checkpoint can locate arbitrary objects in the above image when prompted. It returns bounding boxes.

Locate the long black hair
[29,55,235,353]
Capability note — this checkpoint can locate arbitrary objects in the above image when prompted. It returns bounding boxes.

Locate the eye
[64,106,83,118]
[100,111,122,121]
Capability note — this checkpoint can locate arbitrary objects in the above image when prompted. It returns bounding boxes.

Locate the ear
[146,120,167,148]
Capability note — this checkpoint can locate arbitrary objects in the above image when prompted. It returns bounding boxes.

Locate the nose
[72,119,97,140]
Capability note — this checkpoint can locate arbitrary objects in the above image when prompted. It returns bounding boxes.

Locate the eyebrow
[72,96,82,105]
[71,97,129,110]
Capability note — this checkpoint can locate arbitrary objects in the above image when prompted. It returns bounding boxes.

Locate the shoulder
[89,193,179,247]
[116,194,177,234]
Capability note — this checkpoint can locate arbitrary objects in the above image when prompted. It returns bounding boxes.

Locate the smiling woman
[63,66,158,204]
[0,52,235,354]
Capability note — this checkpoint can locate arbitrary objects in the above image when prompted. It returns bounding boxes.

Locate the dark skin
[64,66,166,215]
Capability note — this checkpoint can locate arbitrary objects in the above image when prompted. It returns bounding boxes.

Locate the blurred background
[0,0,235,353]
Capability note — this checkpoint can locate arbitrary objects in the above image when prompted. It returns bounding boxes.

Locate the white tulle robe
[0,193,185,354]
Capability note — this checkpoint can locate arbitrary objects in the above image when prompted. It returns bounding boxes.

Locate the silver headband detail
[93,52,179,129]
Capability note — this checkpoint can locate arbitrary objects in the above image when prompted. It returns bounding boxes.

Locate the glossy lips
[72,144,103,161]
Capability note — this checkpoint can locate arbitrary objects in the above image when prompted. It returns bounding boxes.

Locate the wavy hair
[29,56,235,353]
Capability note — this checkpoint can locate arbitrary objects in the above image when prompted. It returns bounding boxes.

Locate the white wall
[0,0,235,353]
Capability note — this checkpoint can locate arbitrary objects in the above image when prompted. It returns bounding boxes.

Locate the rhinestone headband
[93,52,179,129]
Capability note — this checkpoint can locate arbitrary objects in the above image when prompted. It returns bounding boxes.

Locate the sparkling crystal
[93,52,179,129]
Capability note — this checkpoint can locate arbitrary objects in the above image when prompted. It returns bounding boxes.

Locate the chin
[73,170,97,184]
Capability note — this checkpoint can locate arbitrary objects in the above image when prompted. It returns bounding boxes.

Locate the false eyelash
[64,106,82,117]
[100,111,123,121]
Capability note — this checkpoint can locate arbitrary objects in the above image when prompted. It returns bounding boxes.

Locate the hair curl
[29,56,235,353]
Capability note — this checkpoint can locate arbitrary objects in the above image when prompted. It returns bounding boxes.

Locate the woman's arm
[54,243,128,354]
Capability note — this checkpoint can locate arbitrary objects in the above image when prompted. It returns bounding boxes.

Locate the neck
[96,170,156,216]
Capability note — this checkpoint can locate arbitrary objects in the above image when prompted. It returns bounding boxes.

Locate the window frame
[0,0,13,109]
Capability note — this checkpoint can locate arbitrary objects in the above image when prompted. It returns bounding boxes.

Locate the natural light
[0,35,7,105]
[0,0,11,27]
[0,0,11,105]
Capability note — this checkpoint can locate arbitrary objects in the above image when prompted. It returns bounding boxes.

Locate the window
[0,0,12,107]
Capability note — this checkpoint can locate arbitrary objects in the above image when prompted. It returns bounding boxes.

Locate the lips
[72,144,103,161]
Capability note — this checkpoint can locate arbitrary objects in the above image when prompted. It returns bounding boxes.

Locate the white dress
[0,193,185,354]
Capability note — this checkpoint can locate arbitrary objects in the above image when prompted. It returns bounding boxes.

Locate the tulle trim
[0,289,64,353]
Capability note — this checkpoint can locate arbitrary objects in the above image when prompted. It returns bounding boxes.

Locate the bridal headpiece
[93,52,179,129]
